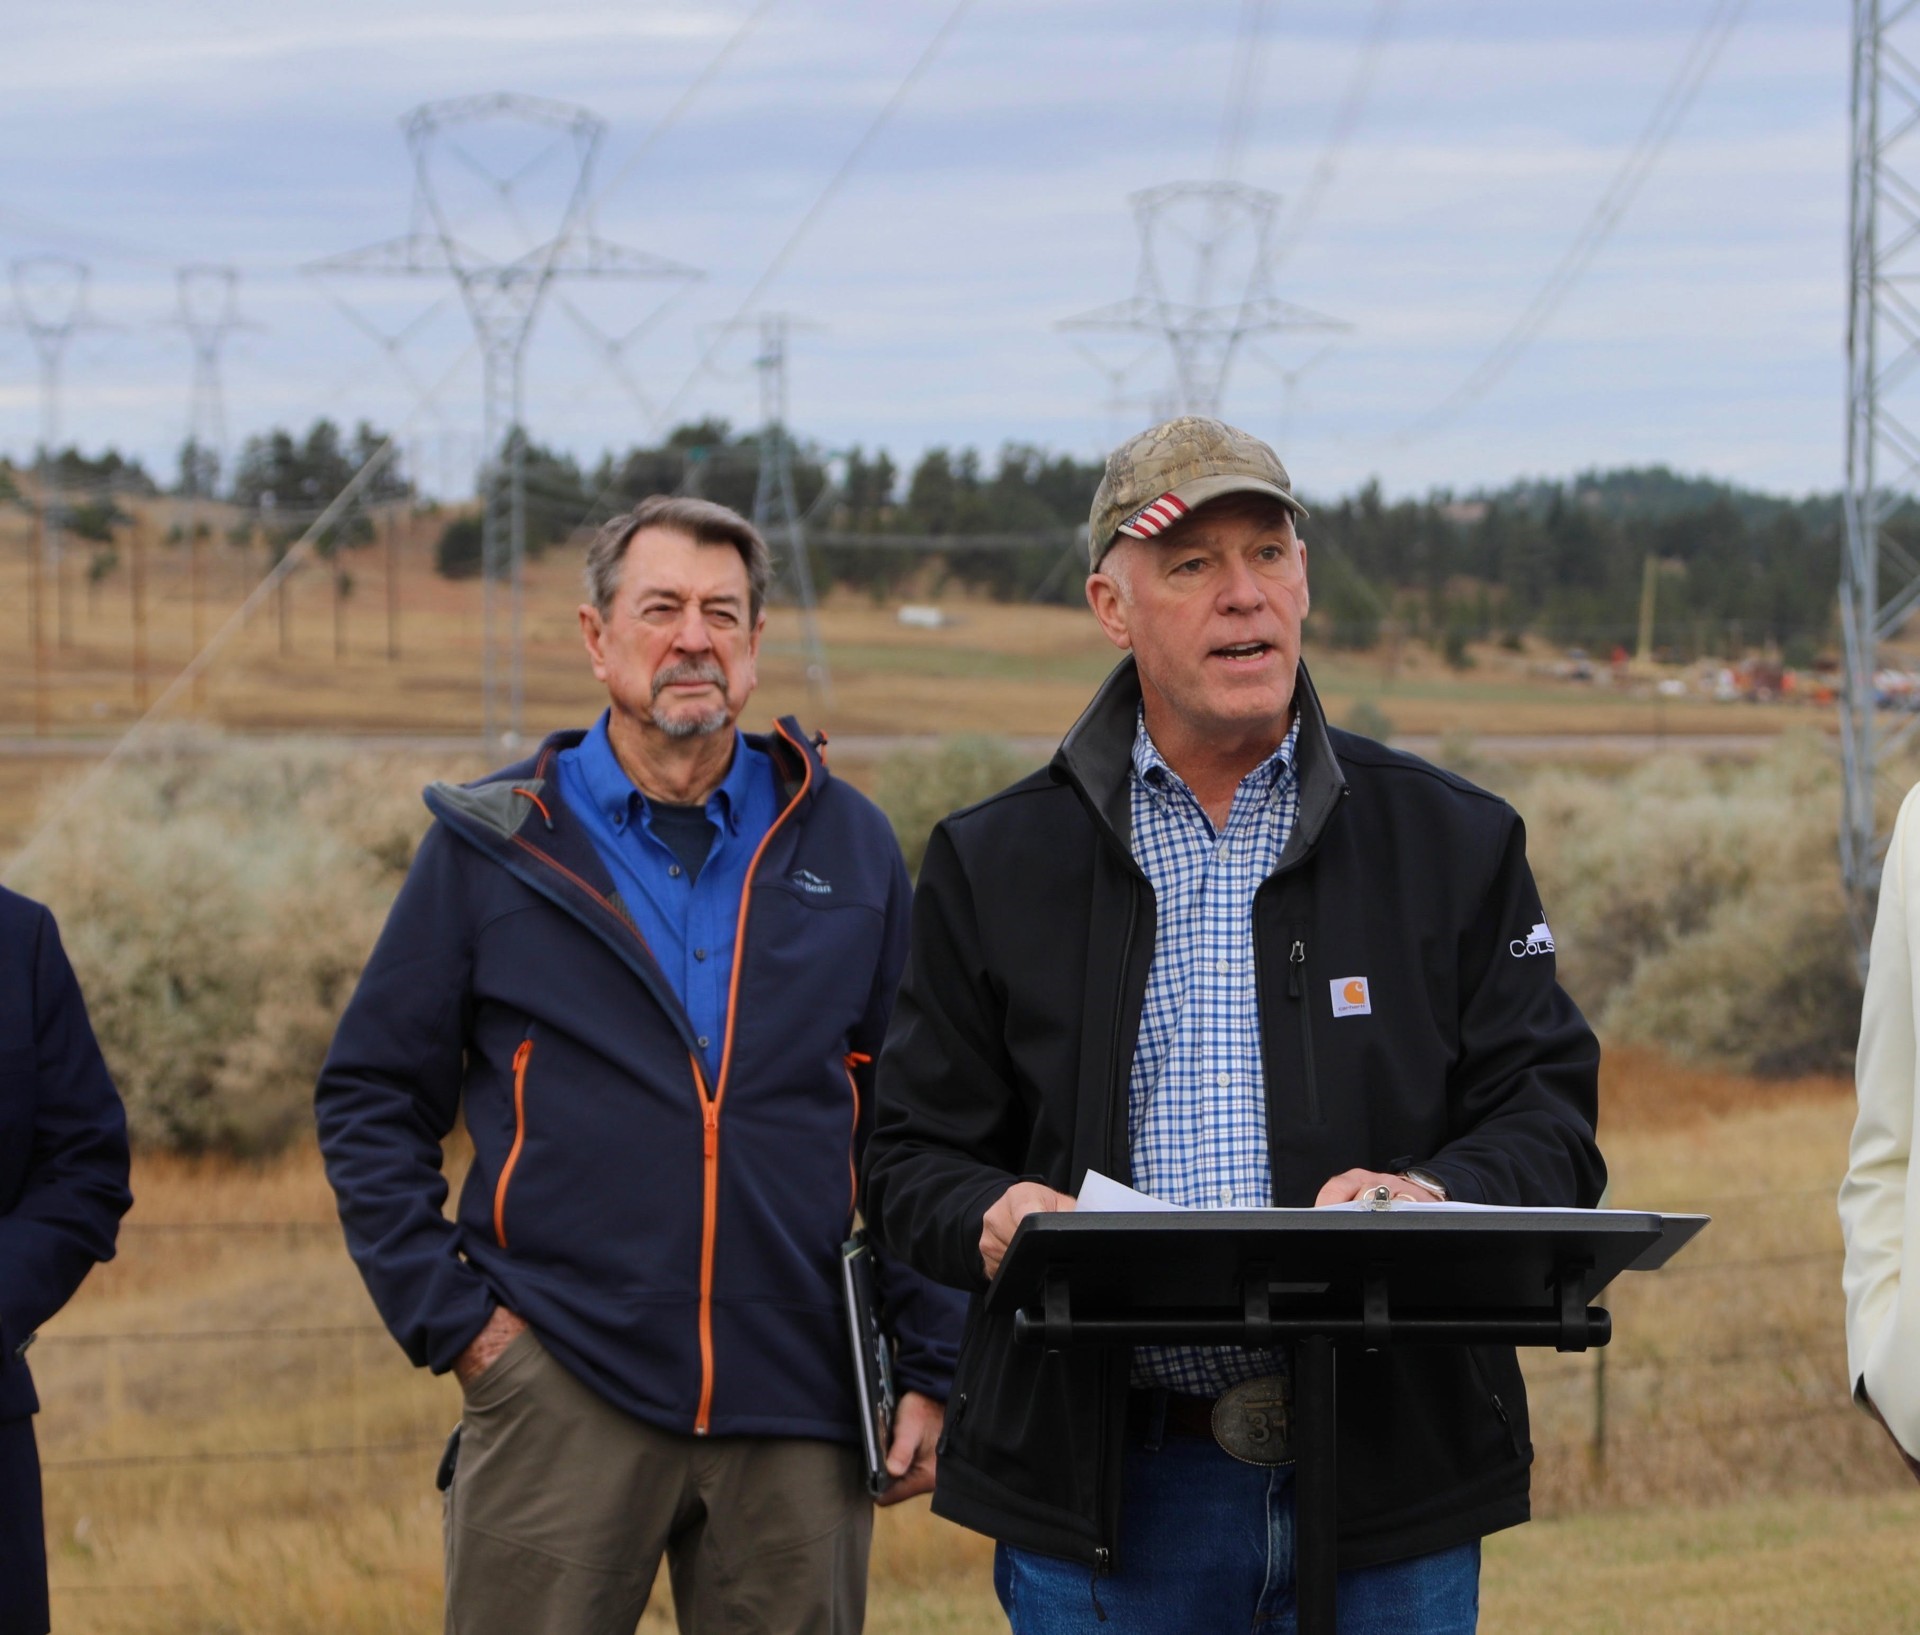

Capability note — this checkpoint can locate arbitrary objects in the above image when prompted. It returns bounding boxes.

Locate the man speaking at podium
[865,418,1606,1632]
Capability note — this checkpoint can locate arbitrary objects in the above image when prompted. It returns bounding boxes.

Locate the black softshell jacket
[863,657,1605,1573]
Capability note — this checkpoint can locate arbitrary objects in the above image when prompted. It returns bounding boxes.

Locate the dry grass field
[0,502,1815,745]
[0,500,1831,873]
[7,504,1903,1630]
[30,1052,1917,1634]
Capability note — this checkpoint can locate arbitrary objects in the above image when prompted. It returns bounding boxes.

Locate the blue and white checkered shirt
[1128,706,1301,1397]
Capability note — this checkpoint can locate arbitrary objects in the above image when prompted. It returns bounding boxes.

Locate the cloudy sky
[0,0,1847,503]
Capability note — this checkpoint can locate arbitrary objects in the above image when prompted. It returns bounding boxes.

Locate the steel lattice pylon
[747,313,830,709]
[174,265,248,498]
[1061,182,1347,419]
[312,93,701,746]
[1843,0,1920,968]
[11,255,104,655]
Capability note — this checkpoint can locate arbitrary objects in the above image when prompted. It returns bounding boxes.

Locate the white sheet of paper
[1074,1170,1657,1217]
[1076,1171,1188,1212]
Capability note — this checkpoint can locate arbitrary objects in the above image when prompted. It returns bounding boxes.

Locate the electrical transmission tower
[749,313,830,708]
[170,265,252,705]
[312,93,700,746]
[1061,182,1347,421]
[1842,0,1920,966]
[11,255,108,652]
[174,265,247,487]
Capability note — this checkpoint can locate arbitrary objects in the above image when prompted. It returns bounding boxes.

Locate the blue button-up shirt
[556,713,779,1082]
[1128,707,1301,1397]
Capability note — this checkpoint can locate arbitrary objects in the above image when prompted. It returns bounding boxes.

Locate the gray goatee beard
[650,661,731,739]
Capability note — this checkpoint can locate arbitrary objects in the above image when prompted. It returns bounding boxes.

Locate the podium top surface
[984,1208,1708,1319]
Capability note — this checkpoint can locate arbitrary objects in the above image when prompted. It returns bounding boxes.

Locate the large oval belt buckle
[1211,1373,1294,1467]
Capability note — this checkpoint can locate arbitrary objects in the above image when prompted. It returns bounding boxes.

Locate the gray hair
[584,495,773,621]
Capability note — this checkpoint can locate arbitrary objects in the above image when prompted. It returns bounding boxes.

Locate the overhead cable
[1214,0,1276,186]
[587,0,786,215]
[1396,0,1753,445]
[1272,0,1403,266]
[642,0,979,441]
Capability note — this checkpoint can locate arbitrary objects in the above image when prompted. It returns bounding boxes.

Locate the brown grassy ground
[0,503,1816,747]
[0,516,1827,871]
[31,1057,1911,1633]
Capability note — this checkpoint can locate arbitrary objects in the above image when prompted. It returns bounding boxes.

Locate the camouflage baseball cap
[1087,415,1308,571]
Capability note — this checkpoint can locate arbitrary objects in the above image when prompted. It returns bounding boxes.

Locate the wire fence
[37,1198,1882,1606]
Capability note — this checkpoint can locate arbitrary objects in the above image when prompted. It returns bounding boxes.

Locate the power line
[1214,0,1276,187]
[1271,0,1404,267]
[41,1325,385,1346]
[585,0,785,216]
[44,1438,441,1473]
[1397,0,1753,445]
[644,0,979,439]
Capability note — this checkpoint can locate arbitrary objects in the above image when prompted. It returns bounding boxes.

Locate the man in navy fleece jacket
[316,495,962,1635]
[1,886,132,1635]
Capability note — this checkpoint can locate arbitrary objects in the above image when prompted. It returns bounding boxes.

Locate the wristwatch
[1398,1168,1448,1201]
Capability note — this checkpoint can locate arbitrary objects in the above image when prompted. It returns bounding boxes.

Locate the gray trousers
[444,1330,873,1635]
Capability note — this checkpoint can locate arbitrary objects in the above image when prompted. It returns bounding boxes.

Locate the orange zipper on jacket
[843,1052,871,1219]
[493,1036,534,1248]
[691,720,815,1435]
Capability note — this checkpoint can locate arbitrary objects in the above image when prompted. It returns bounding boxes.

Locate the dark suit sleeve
[314,824,497,1373]
[0,905,132,1361]
[864,820,1033,1294]
[854,838,967,1400]
[1421,812,1607,1208]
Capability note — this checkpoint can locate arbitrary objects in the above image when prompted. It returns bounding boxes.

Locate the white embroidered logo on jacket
[1510,921,1555,957]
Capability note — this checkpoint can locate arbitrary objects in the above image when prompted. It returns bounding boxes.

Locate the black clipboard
[840,1230,896,1498]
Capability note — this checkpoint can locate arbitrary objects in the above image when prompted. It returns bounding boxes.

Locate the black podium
[989,1206,1706,1634]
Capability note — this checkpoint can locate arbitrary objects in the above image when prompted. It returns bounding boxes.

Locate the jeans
[993,1432,1480,1634]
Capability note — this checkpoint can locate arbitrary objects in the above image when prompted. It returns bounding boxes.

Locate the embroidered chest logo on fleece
[791,869,833,895]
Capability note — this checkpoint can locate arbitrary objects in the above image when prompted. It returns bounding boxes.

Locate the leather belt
[1128,1388,1218,1441]
[1128,1376,1296,1465]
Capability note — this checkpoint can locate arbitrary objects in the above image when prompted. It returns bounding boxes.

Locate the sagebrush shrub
[1514,730,1868,1075]
[874,735,1043,877]
[8,723,1884,1155]
[13,733,467,1154]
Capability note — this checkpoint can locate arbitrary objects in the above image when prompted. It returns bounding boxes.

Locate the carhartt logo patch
[791,869,833,895]
[1330,977,1371,1017]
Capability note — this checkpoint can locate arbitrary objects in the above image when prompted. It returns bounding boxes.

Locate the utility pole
[1841,0,1920,967]
[25,530,46,736]
[311,93,700,747]
[385,505,401,661]
[131,511,149,711]
[11,256,106,653]
[748,314,831,710]
[1636,553,1659,665]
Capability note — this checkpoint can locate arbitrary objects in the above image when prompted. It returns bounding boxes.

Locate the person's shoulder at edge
[0,881,47,934]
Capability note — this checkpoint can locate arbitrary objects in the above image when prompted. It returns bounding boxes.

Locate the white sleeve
[1842,781,1920,1459]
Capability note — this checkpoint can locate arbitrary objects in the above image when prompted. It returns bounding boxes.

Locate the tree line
[2,420,1859,661]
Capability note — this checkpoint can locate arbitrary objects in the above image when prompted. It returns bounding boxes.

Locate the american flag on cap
[1116,492,1190,539]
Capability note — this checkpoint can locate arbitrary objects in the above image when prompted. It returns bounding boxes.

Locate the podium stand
[989,1206,1706,1635]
